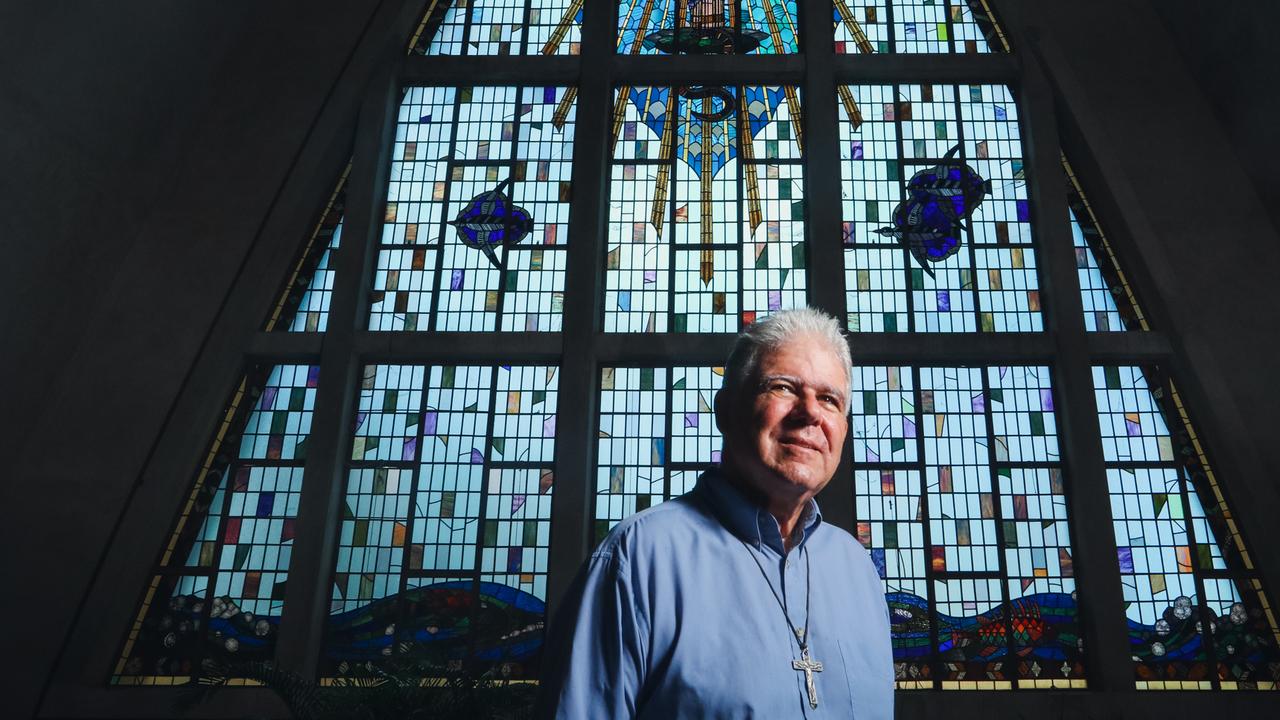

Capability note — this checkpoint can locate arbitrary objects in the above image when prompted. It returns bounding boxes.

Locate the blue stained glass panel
[834,0,1006,54]
[606,86,806,332]
[852,365,1083,689]
[413,0,581,56]
[595,366,724,540]
[326,363,559,679]
[114,365,319,683]
[371,86,576,332]
[1092,366,1280,688]
[841,84,1042,333]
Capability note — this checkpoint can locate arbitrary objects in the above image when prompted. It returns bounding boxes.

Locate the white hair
[722,307,851,401]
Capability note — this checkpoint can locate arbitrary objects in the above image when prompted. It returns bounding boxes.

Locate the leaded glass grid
[411,0,582,56]
[1064,155,1148,332]
[1092,365,1280,689]
[618,1,799,56]
[833,0,1008,54]
[113,365,319,684]
[851,365,1085,689]
[841,83,1041,333]
[595,366,724,541]
[606,85,807,332]
[324,363,559,679]
[371,85,576,332]
[268,165,348,333]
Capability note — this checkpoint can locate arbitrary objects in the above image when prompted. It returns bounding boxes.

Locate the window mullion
[273,58,400,679]
[544,0,616,617]
[1016,34,1135,690]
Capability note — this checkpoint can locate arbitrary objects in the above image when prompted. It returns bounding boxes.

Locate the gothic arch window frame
[39,1,1280,716]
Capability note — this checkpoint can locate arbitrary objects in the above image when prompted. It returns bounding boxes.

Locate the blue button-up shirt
[537,470,894,718]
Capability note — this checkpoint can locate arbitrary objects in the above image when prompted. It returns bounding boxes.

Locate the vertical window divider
[1016,33,1132,690]
[801,0,854,531]
[544,1,614,616]
[275,54,401,679]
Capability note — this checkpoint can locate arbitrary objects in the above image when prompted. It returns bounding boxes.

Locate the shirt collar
[697,468,823,554]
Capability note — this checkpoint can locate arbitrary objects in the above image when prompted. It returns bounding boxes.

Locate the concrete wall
[2,1,1277,717]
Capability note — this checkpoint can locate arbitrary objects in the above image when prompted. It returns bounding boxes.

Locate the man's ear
[713,387,730,434]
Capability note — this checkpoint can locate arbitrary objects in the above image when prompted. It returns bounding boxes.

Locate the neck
[721,465,810,552]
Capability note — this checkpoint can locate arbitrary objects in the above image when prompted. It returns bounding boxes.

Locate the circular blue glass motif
[875,145,991,276]
[448,178,534,269]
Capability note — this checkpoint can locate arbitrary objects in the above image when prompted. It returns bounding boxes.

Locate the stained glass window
[840,84,1042,333]
[113,365,319,684]
[618,1,799,56]
[411,0,582,56]
[268,166,348,333]
[371,86,576,332]
[606,86,806,332]
[833,0,1008,54]
[324,363,559,678]
[1064,156,1148,332]
[1092,365,1280,689]
[595,366,724,541]
[851,365,1084,689]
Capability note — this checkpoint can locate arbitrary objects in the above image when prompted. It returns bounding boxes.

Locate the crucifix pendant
[792,647,824,709]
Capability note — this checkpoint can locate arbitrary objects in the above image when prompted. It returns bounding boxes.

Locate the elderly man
[536,307,893,718]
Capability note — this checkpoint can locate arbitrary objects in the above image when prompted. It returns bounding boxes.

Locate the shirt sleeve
[534,548,648,719]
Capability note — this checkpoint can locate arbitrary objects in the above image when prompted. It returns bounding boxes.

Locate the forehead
[754,334,849,388]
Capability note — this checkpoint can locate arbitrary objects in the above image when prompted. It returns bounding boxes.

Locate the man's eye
[767,382,795,395]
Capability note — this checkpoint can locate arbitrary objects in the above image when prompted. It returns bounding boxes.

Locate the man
[536,308,893,718]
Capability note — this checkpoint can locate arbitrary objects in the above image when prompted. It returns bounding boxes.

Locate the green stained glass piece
[1196,544,1214,569]
[792,242,806,269]
[779,184,792,200]
[523,520,538,546]
[484,522,498,546]
[506,271,519,291]
[673,377,686,390]
[443,366,456,388]
[636,495,651,511]
[756,246,769,269]
[464,401,477,411]
[891,438,906,454]
[1029,411,1045,436]
[934,120,948,139]
[492,437,506,456]
[234,545,250,570]
[791,201,805,222]
[288,390,305,411]
[294,436,308,459]
[864,392,878,414]
[532,390,546,406]
[777,120,790,140]
[883,522,898,549]
[884,313,898,332]
[989,388,1004,403]
[674,314,687,332]
[1105,366,1121,389]
[383,390,398,413]
[270,411,287,434]
[910,268,924,288]
[780,268,790,286]
[1003,521,1019,548]
[640,368,655,391]
[867,201,879,223]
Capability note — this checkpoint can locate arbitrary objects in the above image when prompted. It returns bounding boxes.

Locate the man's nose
[789,390,823,423]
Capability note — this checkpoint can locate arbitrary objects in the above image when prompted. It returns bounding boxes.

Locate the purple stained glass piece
[469,448,485,464]
[261,386,279,411]
[307,365,321,387]
[544,86,556,104]
[937,290,951,312]
[994,105,1008,121]
[543,415,556,437]
[971,392,986,413]
[1126,419,1141,436]
[1017,199,1030,223]
[850,140,864,159]
[1041,389,1055,412]
[643,270,657,284]
[402,437,417,462]
[903,417,917,439]
[1117,547,1134,574]
[711,450,722,463]
[451,269,465,290]
[354,411,368,432]
[256,492,275,517]
[508,546,522,572]
[511,494,527,514]
[684,412,698,429]
[768,290,783,311]
[866,447,880,463]
[419,113,432,123]
[423,411,438,435]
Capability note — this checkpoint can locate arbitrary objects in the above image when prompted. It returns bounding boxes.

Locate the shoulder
[810,522,880,579]
[592,495,714,563]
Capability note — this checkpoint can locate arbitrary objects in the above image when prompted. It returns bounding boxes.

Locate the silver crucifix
[792,647,823,709]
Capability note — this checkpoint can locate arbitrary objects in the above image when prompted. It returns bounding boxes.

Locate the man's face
[718,333,849,506]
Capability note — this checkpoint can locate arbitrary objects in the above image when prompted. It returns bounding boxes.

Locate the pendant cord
[739,536,812,652]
